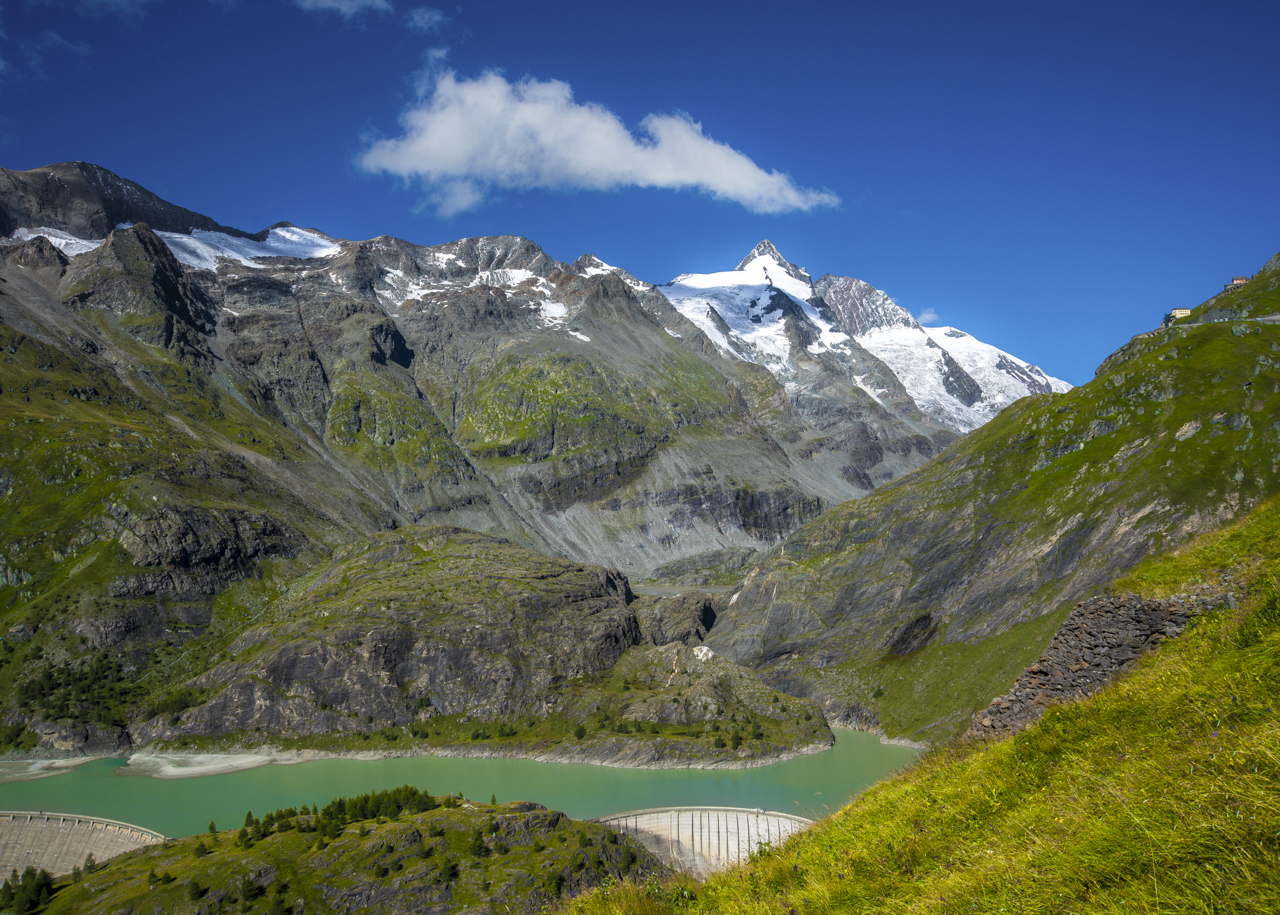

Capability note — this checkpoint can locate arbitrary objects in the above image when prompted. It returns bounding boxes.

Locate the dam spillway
[0,812,164,877]
[593,806,813,877]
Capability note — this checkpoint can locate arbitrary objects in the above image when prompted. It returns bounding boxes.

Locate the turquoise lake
[0,729,917,838]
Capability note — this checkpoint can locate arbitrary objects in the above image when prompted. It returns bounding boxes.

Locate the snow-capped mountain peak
[660,243,1071,433]
[570,253,651,292]
[662,242,850,377]
[9,173,1069,438]
[735,239,812,286]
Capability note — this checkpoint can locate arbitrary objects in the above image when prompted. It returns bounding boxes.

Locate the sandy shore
[877,733,931,750]
[0,757,101,783]
[115,735,838,779]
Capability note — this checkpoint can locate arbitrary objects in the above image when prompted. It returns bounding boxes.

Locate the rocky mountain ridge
[2,161,1062,587]
[964,590,1222,742]
[0,161,252,242]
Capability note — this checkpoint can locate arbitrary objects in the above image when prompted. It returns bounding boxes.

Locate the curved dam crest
[0,812,164,878]
[593,806,812,876]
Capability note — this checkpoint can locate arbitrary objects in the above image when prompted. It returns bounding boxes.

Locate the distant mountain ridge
[1,162,957,594]
[663,241,1069,433]
[6,162,1067,441]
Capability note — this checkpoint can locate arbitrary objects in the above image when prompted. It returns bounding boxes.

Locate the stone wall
[965,591,1225,742]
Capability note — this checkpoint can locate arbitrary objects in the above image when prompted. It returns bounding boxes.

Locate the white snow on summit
[855,325,990,431]
[662,248,849,377]
[853,314,1069,432]
[7,224,342,269]
[660,241,1070,433]
[576,255,651,291]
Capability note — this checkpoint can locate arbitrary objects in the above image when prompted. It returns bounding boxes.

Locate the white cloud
[916,308,940,325]
[360,71,841,217]
[407,6,446,32]
[294,0,392,16]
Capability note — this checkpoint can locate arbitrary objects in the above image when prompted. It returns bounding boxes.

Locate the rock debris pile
[966,590,1225,741]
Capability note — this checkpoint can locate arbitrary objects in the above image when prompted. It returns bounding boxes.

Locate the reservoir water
[0,729,916,838]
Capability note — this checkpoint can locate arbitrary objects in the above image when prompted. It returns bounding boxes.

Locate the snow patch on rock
[9,227,104,257]
[160,227,342,270]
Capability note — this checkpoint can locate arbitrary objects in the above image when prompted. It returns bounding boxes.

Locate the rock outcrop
[965,590,1225,741]
[632,593,717,646]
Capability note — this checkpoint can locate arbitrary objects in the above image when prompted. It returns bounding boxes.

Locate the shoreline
[0,726,926,783]
[0,756,101,783]
[120,735,839,779]
[872,731,931,751]
[0,731,868,781]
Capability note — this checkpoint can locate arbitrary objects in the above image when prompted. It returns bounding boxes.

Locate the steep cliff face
[707,252,1280,738]
[131,527,639,742]
[118,527,830,763]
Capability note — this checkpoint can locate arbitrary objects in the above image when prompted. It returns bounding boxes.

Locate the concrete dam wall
[593,806,812,877]
[0,812,164,878]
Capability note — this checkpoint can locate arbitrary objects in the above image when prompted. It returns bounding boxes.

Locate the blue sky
[1,0,1277,385]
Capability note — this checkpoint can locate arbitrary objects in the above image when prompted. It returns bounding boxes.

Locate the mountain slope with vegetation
[0,521,829,763]
[563,491,1280,915]
[706,252,1280,740]
[42,786,666,915]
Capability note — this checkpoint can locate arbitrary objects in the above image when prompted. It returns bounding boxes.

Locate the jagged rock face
[965,591,1221,741]
[61,223,218,339]
[131,527,641,742]
[736,240,812,284]
[107,506,295,598]
[0,162,248,240]
[26,720,131,756]
[667,241,1069,439]
[632,593,717,646]
[649,546,759,586]
[2,234,68,272]
[807,266,1072,432]
[812,274,917,337]
[118,526,834,761]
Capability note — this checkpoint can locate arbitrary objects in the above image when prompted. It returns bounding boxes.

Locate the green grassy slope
[707,252,1280,740]
[562,492,1280,915]
[43,790,664,914]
